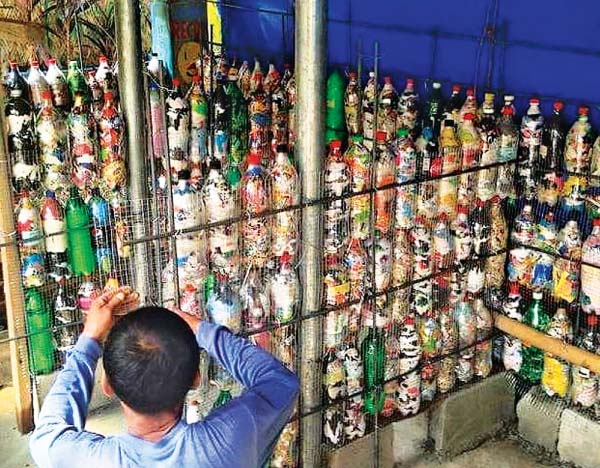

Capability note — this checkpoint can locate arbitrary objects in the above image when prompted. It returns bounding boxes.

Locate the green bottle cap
[226,165,242,187]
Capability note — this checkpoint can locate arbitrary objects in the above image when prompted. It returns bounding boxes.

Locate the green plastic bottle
[519,291,550,383]
[65,187,96,276]
[212,388,232,409]
[25,288,55,375]
[362,326,386,414]
[66,61,89,103]
[325,70,347,144]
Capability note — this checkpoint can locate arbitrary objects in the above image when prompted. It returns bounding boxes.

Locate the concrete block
[558,409,600,468]
[36,358,114,413]
[429,372,515,457]
[392,412,428,465]
[326,424,394,468]
[516,386,563,452]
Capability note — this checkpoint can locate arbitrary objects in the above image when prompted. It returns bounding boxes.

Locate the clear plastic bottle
[27,59,50,111]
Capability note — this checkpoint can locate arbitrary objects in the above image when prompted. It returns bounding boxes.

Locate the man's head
[102,307,200,415]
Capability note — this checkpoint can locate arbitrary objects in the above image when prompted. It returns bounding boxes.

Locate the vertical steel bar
[114,0,151,303]
[296,0,327,466]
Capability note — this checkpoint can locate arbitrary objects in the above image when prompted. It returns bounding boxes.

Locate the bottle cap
[508,282,519,295]
[280,251,292,264]
[587,315,598,327]
[376,131,387,143]
[404,316,415,326]
[9,61,17,68]
[349,71,357,79]
[491,195,500,204]
[501,106,513,116]
[529,97,540,105]
[30,59,39,67]
[593,217,600,227]
[99,55,108,64]
[532,291,543,300]
[553,101,564,111]
[578,106,589,116]
[432,81,442,89]
[464,113,475,121]
[451,84,461,93]
[351,134,364,144]
[208,158,221,171]
[406,78,415,87]
[104,91,114,101]
[438,212,448,222]
[276,144,288,154]
[369,71,375,77]
[466,88,474,97]
[485,92,495,100]
[504,95,515,102]
[396,128,409,138]
[48,58,56,65]
[384,76,392,84]
[177,169,191,180]
[476,198,484,207]
[45,190,55,198]
[458,205,469,214]
[284,63,291,69]
[247,152,261,166]
[443,119,455,127]
[173,78,181,87]
[330,140,342,150]
[192,74,200,83]
[41,90,52,100]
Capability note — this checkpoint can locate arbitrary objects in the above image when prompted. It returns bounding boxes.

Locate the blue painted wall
[220,0,600,121]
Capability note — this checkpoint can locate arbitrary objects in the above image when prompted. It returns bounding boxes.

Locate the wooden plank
[0,88,32,433]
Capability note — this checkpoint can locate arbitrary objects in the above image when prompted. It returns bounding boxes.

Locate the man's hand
[83,287,136,343]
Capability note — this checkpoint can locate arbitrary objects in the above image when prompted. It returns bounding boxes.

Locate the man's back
[29,306,299,468]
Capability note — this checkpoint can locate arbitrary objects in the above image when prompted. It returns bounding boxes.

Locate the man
[30,287,299,467]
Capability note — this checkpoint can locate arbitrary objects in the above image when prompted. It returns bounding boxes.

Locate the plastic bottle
[540,101,566,173]
[553,220,582,304]
[241,151,271,268]
[571,315,598,407]
[88,188,113,275]
[68,92,97,194]
[541,308,572,398]
[469,199,490,258]
[419,310,440,402]
[25,288,55,375]
[16,192,46,288]
[98,91,126,192]
[432,213,453,273]
[88,71,104,120]
[166,78,190,180]
[225,72,249,171]
[516,98,544,200]
[345,136,371,239]
[452,205,472,263]
[248,61,270,158]
[362,325,386,414]
[65,186,96,276]
[270,145,300,259]
[374,131,395,234]
[4,61,28,97]
[186,75,209,180]
[459,88,478,125]
[285,67,297,151]
[377,76,398,141]
[270,252,299,324]
[565,106,595,174]
[443,84,462,125]
[344,71,362,136]
[520,291,550,384]
[397,78,419,135]
[40,191,68,277]
[77,277,98,316]
[66,60,89,103]
[27,59,50,111]
[323,345,346,447]
[423,81,443,138]
[240,268,270,345]
[340,336,365,440]
[213,79,231,166]
[325,69,346,144]
[581,218,600,314]
[344,237,369,302]
[323,254,350,309]
[45,58,69,109]
[438,303,458,394]
[473,295,493,378]
[459,113,481,169]
[497,106,519,162]
[410,216,432,279]
[502,282,524,373]
[206,277,242,334]
[392,228,412,287]
[455,293,476,383]
[324,140,349,239]
[54,277,79,363]
[362,71,378,149]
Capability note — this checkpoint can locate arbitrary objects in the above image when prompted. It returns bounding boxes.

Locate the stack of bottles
[150,55,300,467]
[321,75,511,447]
[4,57,128,373]
[502,98,600,412]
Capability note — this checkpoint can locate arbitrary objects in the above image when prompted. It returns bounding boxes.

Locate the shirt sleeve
[195,322,300,467]
[29,334,107,468]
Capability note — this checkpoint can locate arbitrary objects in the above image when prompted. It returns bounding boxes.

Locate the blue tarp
[220,0,600,121]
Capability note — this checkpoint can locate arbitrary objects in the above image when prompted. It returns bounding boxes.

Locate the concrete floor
[0,385,556,468]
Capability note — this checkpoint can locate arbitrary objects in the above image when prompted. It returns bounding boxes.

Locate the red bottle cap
[476,198,484,207]
[30,59,39,67]
[464,113,475,121]
[330,140,342,150]
[588,315,598,327]
[99,55,108,64]
[579,106,589,116]
[192,74,200,83]
[9,61,17,68]
[173,78,181,87]
[491,195,500,204]
[508,282,520,295]
[501,106,514,116]
[247,152,261,166]
[376,131,387,142]
[41,90,52,100]
[349,71,357,79]
[104,91,114,101]
[529,97,540,105]
[284,63,291,69]
[406,78,415,86]
[384,76,392,84]
[458,205,469,214]
[553,101,564,111]
[438,212,448,222]
[48,58,56,65]
[466,88,474,97]
[404,316,415,326]
[280,251,292,264]
[593,218,600,227]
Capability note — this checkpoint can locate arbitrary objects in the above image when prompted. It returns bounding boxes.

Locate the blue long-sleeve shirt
[29,322,300,468]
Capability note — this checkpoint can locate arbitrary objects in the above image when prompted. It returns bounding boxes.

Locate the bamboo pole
[495,314,600,374]
[0,89,33,433]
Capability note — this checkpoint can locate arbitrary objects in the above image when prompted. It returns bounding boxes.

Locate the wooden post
[495,314,600,374]
[0,89,33,433]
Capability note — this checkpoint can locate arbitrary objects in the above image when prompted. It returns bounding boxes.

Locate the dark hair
[103,307,200,415]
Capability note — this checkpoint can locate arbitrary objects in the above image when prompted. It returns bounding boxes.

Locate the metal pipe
[295,0,326,466]
[115,0,151,303]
